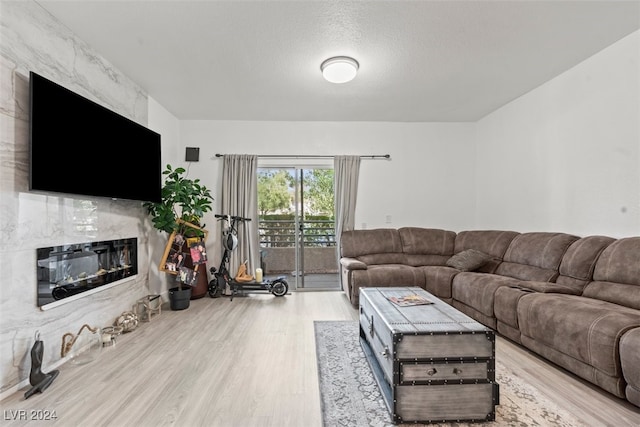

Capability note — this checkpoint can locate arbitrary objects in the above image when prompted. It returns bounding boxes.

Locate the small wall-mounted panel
[185,147,200,162]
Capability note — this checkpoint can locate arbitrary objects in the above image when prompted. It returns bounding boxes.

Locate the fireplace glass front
[37,238,137,308]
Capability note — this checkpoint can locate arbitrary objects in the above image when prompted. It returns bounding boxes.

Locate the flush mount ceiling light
[321,56,359,84]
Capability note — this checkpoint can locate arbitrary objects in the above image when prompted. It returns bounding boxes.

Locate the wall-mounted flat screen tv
[29,71,162,203]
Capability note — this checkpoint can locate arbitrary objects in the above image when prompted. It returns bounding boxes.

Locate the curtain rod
[213,154,390,159]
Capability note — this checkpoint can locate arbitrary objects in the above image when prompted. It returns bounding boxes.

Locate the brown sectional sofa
[339,227,640,408]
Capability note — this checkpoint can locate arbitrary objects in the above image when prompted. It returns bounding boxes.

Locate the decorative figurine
[24,331,59,399]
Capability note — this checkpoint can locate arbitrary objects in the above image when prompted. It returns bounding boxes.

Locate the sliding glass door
[257,167,339,290]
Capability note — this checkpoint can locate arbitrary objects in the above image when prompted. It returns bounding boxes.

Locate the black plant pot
[169,287,191,310]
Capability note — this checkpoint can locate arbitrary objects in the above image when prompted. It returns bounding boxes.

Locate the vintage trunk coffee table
[359,287,499,424]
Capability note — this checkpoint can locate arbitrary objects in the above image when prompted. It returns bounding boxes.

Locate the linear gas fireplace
[36,238,137,309]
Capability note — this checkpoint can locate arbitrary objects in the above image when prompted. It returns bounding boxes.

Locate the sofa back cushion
[454,230,520,273]
[398,227,455,266]
[495,232,579,282]
[583,237,640,310]
[555,235,616,292]
[340,228,405,265]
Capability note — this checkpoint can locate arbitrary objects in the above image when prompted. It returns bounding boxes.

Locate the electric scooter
[208,214,288,299]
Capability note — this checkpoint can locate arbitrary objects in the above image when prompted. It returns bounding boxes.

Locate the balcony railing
[259,219,336,248]
[258,218,337,274]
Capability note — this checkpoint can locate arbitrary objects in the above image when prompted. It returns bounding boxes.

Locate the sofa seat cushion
[518,293,640,376]
[452,272,523,318]
[494,285,536,331]
[495,232,579,282]
[420,266,459,300]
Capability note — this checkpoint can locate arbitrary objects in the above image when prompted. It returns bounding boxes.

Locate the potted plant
[144,164,214,309]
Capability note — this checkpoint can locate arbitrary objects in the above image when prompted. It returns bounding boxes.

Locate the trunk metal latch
[380,346,390,359]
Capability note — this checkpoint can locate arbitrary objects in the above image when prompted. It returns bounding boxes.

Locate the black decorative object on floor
[24,332,59,399]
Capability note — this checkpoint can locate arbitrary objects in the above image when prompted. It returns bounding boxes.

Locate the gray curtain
[334,155,360,268]
[221,154,260,280]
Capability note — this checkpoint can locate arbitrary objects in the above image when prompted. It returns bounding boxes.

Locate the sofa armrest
[340,257,368,271]
[518,281,582,295]
[621,328,640,407]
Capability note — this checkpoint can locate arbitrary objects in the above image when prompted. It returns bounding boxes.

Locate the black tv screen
[29,71,162,203]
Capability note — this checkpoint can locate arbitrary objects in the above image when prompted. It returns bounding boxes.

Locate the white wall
[147,97,181,295]
[475,31,640,238]
[178,120,477,241]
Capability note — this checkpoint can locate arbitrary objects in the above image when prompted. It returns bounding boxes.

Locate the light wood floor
[1,291,639,426]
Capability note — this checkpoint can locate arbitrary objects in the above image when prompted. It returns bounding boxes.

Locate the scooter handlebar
[214,214,251,222]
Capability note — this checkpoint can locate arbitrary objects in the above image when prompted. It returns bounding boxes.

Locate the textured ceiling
[36,0,640,122]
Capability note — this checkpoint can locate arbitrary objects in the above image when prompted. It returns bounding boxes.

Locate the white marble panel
[0,0,154,396]
[0,113,22,192]
[1,2,147,124]
[0,56,22,119]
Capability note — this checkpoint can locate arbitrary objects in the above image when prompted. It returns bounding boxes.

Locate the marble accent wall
[0,1,153,397]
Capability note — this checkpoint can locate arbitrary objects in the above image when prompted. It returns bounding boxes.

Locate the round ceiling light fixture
[321,56,359,84]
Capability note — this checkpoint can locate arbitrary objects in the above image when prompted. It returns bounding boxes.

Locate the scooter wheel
[208,281,221,298]
[271,280,288,297]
